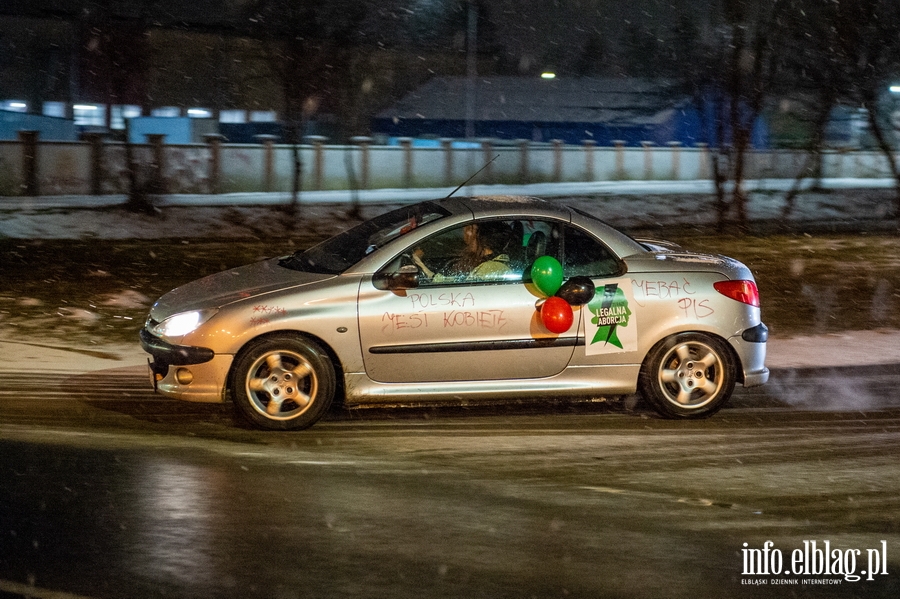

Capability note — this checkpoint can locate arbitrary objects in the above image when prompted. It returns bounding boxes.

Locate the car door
[561,223,641,364]
[356,218,579,384]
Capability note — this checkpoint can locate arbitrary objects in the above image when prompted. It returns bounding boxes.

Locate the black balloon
[556,276,596,306]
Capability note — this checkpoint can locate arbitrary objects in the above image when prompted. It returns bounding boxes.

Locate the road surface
[1,355,899,599]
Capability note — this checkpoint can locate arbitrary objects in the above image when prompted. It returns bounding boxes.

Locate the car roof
[437,195,572,221]
[429,194,645,257]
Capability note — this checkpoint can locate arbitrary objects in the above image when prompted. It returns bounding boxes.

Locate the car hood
[149,258,334,320]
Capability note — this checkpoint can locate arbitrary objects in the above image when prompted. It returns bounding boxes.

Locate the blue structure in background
[0,110,78,141]
[373,77,769,148]
[127,117,218,144]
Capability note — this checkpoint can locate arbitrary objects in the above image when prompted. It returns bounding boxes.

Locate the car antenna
[446,154,499,198]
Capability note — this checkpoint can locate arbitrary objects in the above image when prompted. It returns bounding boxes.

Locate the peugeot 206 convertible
[140,196,768,430]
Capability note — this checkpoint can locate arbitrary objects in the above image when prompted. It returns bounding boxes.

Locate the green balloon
[531,255,564,296]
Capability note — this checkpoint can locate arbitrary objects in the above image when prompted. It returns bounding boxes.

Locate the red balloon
[541,296,574,334]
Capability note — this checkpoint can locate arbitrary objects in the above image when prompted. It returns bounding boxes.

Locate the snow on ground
[0,178,897,239]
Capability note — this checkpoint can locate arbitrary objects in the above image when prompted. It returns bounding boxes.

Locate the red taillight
[713,280,760,307]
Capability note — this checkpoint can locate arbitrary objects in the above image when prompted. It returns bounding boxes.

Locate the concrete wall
[0,134,897,197]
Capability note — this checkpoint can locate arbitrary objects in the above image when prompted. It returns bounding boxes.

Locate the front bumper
[140,328,215,365]
[140,329,232,403]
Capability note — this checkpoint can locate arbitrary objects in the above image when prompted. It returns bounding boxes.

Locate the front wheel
[638,332,736,419]
[231,335,336,430]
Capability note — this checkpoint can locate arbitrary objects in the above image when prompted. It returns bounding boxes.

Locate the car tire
[638,332,736,419]
[231,335,336,430]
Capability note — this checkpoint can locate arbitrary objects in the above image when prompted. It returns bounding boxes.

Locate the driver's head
[475,221,513,255]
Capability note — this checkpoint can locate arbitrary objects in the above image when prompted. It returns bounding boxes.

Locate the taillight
[713,280,760,307]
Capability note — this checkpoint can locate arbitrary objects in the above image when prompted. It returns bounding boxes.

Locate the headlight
[150,309,218,338]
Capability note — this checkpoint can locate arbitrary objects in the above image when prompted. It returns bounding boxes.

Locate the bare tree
[243,0,367,217]
[696,1,787,233]
[78,0,159,212]
[629,1,787,233]
[835,0,900,216]
[776,0,900,221]
[775,0,849,217]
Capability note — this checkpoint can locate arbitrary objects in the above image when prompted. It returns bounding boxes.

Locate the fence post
[145,133,166,194]
[667,141,682,180]
[481,139,494,184]
[204,134,225,194]
[517,139,530,183]
[641,141,655,179]
[552,139,564,182]
[440,138,454,186]
[582,139,596,181]
[351,136,373,190]
[695,143,710,179]
[83,132,104,195]
[613,140,626,179]
[399,137,413,188]
[832,149,844,179]
[305,135,327,191]
[18,130,39,196]
[255,134,277,192]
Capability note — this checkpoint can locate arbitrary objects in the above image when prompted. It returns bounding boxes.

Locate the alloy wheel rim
[657,341,724,409]
[245,350,317,420]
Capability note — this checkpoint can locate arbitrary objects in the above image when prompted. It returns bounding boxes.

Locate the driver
[412,221,514,283]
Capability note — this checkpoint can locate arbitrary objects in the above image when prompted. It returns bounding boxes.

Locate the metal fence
[0,131,896,197]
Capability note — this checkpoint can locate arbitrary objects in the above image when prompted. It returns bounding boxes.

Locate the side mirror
[373,265,420,291]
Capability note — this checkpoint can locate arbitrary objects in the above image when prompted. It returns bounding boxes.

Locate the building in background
[372,76,770,148]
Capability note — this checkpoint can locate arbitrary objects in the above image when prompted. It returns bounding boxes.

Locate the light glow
[541,72,556,79]
[152,309,217,338]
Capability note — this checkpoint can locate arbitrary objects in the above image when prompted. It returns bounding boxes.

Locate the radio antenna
[446,154,499,198]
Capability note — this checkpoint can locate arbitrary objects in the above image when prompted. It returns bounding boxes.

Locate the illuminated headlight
[150,309,217,338]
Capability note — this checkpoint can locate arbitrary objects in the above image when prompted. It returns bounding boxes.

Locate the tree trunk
[123,120,155,215]
[863,96,900,220]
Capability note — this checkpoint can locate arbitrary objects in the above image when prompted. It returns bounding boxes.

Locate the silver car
[140,196,768,430]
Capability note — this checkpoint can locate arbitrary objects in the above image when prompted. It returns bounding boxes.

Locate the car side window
[379,218,593,287]
[412,219,531,286]
[563,225,622,278]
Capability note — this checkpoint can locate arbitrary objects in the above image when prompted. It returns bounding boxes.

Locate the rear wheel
[638,332,736,419]
[231,335,335,430]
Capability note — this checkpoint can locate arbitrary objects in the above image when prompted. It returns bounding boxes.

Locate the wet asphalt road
[1,365,899,599]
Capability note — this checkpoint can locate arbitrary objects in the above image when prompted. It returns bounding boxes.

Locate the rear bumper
[731,323,769,388]
[743,367,770,387]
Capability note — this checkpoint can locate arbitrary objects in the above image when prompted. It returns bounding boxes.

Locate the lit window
[219,110,247,123]
[43,102,66,117]
[3,100,28,112]
[111,105,142,129]
[249,110,277,122]
[73,104,105,126]
[151,107,181,117]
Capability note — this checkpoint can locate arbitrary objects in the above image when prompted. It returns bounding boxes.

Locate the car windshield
[280,203,449,274]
